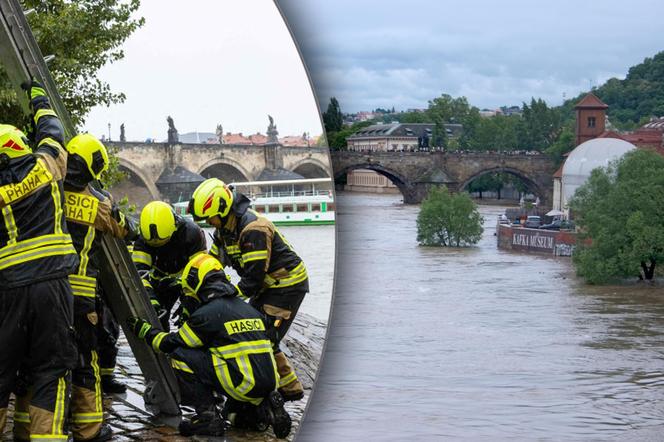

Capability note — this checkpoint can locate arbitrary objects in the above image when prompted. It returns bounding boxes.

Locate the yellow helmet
[188,178,234,221]
[0,124,31,159]
[140,201,177,247]
[66,133,109,180]
[181,253,225,297]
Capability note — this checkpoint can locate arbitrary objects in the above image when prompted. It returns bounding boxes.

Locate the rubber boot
[77,423,112,442]
[274,352,304,401]
[178,409,226,437]
[223,399,268,432]
[258,391,291,439]
[100,375,126,394]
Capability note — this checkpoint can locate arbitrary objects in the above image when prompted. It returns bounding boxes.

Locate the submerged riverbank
[301,192,664,441]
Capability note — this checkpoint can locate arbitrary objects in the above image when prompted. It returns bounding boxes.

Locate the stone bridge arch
[459,166,545,199]
[113,158,160,201]
[291,158,332,178]
[334,163,418,202]
[197,158,252,183]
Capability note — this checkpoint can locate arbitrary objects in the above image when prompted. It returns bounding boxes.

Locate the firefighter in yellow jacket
[126,254,291,438]
[0,80,78,440]
[189,178,308,401]
[60,133,136,441]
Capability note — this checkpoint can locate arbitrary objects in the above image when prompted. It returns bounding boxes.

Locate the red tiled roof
[575,93,608,109]
[622,128,663,148]
[279,136,309,147]
[597,130,626,140]
[553,163,564,178]
[223,133,252,145]
[248,133,269,144]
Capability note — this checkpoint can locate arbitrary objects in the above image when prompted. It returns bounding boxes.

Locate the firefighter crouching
[126,254,292,438]
[0,80,78,440]
[189,178,308,401]
[132,200,207,330]
[59,133,137,441]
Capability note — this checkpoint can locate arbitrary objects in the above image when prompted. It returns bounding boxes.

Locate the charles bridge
[107,141,332,200]
[330,151,557,205]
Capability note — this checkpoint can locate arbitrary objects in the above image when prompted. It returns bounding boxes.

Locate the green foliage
[101,145,127,188]
[0,1,143,191]
[518,98,562,151]
[570,149,664,283]
[545,127,575,167]
[417,186,484,247]
[0,0,145,128]
[467,173,504,197]
[323,97,343,134]
[562,51,664,128]
[327,120,372,150]
[426,94,481,149]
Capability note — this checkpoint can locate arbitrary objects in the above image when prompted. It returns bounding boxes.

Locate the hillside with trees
[559,51,664,130]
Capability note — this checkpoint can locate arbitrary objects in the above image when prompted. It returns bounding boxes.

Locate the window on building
[588,116,596,128]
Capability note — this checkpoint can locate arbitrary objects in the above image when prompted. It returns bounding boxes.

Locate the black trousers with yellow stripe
[0,278,77,440]
[96,293,120,378]
[70,297,104,441]
[13,296,105,441]
[170,347,278,412]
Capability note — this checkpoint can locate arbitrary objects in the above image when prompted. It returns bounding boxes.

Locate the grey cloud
[278,0,664,112]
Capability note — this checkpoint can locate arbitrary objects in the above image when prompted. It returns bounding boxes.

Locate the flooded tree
[417,186,483,247]
[570,149,664,283]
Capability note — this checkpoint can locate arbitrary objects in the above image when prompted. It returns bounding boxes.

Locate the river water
[204,225,335,322]
[299,192,664,441]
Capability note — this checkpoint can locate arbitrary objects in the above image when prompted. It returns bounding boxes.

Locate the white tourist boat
[174,178,335,226]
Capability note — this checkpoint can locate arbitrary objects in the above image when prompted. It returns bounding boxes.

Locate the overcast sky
[277,0,664,113]
[84,0,322,142]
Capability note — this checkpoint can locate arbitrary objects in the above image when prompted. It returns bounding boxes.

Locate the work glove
[171,303,189,328]
[20,78,46,100]
[126,316,152,339]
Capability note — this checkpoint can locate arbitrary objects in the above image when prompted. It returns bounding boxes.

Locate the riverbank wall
[497,224,577,256]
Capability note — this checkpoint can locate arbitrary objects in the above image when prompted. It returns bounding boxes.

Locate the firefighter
[60,133,136,440]
[96,289,127,394]
[126,253,291,438]
[0,80,78,440]
[188,178,308,401]
[132,200,207,329]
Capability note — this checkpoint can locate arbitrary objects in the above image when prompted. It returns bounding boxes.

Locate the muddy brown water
[299,192,664,441]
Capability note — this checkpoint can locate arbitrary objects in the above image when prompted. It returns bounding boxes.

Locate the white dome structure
[561,137,636,207]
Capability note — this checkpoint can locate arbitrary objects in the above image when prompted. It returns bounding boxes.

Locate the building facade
[346,123,462,152]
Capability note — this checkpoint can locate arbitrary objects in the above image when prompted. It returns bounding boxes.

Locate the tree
[322,97,343,134]
[327,120,372,150]
[570,149,664,283]
[518,98,561,151]
[0,0,144,129]
[545,127,575,167]
[417,186,484,247]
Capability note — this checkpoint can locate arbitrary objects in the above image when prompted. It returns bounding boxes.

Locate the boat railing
[249,189,333,199]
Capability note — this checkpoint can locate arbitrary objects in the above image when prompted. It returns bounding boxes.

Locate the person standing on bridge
[132,200,207,329]
[188,178,308,402]
[0,80,78,440]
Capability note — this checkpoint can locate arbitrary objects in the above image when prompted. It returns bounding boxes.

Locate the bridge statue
[215,124,224,144]
[167,115,179,144]
[120,123,126,142]
[267,114,279,143]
